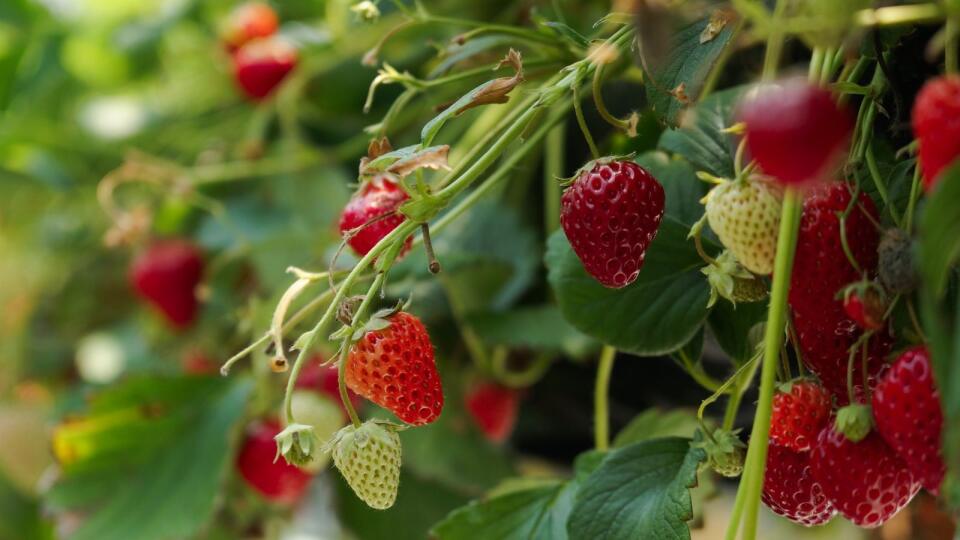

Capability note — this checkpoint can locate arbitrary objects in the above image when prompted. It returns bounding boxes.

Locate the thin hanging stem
[573,84,600,159]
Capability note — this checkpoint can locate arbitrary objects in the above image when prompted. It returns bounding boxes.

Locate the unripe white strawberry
[329,420,401,510]
[704,174,782,275]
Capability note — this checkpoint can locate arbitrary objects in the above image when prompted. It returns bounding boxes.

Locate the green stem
[572,84,600,159]
[544,119,566,232]
[905,162,922,232]
[337,336,362,427]
[761,0,791,81]
[734,189,802,540]
[865,144,901,226]
[594,345,617,451]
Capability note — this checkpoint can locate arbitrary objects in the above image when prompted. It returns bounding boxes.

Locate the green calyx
[835,404,873,443]
[274,423,320,467]
[693,428,746,478]
[701,251,768,307]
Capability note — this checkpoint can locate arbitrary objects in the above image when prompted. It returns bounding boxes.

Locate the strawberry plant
[4,0,960,539]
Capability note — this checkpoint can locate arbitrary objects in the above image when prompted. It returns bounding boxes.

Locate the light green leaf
[707,299,766,364]
[613,409,701,448]
[567,438,705,540]
[467,304,598,358]
[918,161,960,298]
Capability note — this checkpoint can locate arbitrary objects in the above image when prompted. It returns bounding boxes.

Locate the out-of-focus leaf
[431,452,602,540]
[636,151,709,228]
[640,9,739,126]
[467,305,597,358]
[541,22,589,48]
[707,299,765,363]
[0,469,51,540]
[658,86,743,178]
[918,162,960,508]
[46,377,252,540]
[613,409,700,448]
[567,438,705,540]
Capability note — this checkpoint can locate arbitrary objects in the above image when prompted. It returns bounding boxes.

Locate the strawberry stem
[572,84,600,160]
[729,187,802,540]
[420,224,441,274]
[593,345,616,452]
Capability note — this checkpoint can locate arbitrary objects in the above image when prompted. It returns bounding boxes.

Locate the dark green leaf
[431,452,602,540]
[635,151,709,228]
[613,409,700,448]
[567,438,705,540]
[642,11,739,127]
[707,299,766,363]
[918,161,960,297]
[545,223,710,356]
[658,87,744,178]
[0,469,51,540]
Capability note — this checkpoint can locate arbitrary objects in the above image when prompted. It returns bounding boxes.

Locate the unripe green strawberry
[704,174,782,275]
[329,420,401,510]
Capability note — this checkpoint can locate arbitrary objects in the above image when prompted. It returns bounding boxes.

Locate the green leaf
[467,304,598,358]
[47,377,252,540]
[642,11,739,127]
[0,469,51,540]
[918,162,960,508]
[541,22,590,48]
[613,409,701,448]
[918,161,960,297]
[431,452,603,540]
[658,87,744,178]
[567,438,705,540]
[635,151,709,228]
[545,223,709,356]
[707,299,766,363]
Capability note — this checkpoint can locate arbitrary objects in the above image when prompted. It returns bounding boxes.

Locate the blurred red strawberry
[465,382,520,443]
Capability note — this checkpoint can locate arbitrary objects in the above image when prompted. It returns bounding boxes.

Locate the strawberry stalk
[593,346,616,451]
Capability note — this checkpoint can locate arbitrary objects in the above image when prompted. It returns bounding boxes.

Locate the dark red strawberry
[769,380,831,452]
[872,346,945,494]
[338,176,412,258]
[345,311,443,426]
[810,426,919,528]
[788,184,890,401]
[233,36,297,100]
[465,382,520,443]
[295,358,363,421]
[560,159,665,288]
[222,2,278,52]
[129,239,204,329]
[236,419,312,503]
[182,350,217,375]
[739,78,853,185]
[912,76,960,192]
[762,444,836,526]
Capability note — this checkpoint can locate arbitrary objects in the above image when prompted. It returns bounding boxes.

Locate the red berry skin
[912,76,960,192]
[222,2,279,52]
[560,160,665,288]
[872,347,945,494]
[842,292,884,331]
[236,420,312,504]
[233,37,297,101]
[739,79,853,186]
[810,426,919,528]
[345,312,443,426]
[769,381,831,452]
[789,184,891,402]
[295,359,363,421]
[338,176,412,258]
[762,444,836,527]
[129,239,204,329]
[465,383,520,443]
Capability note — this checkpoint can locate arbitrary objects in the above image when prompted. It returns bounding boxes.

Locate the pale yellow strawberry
[329,420,401,510]
[704,174,782,275]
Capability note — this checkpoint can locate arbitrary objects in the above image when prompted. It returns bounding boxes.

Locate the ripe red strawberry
[769,381,831,452]
[762,444,836,526]
[338,176,412,258]
[841,285,885,331]
[345,311,443,426]
[236,419,312,503]
[465,382,520,443]
[233,36,297,101]
[788,184,890,401]
[129,239,204,329]
[295,359,363,421]
[810,426,919,528]
[560,159,665,288]
[872,346,945,494]
[912,76,960,192]
[222,2,279,52]
[739,78,853,185]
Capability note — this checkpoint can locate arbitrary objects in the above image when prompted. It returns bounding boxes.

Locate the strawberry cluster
[222,2,298,101]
